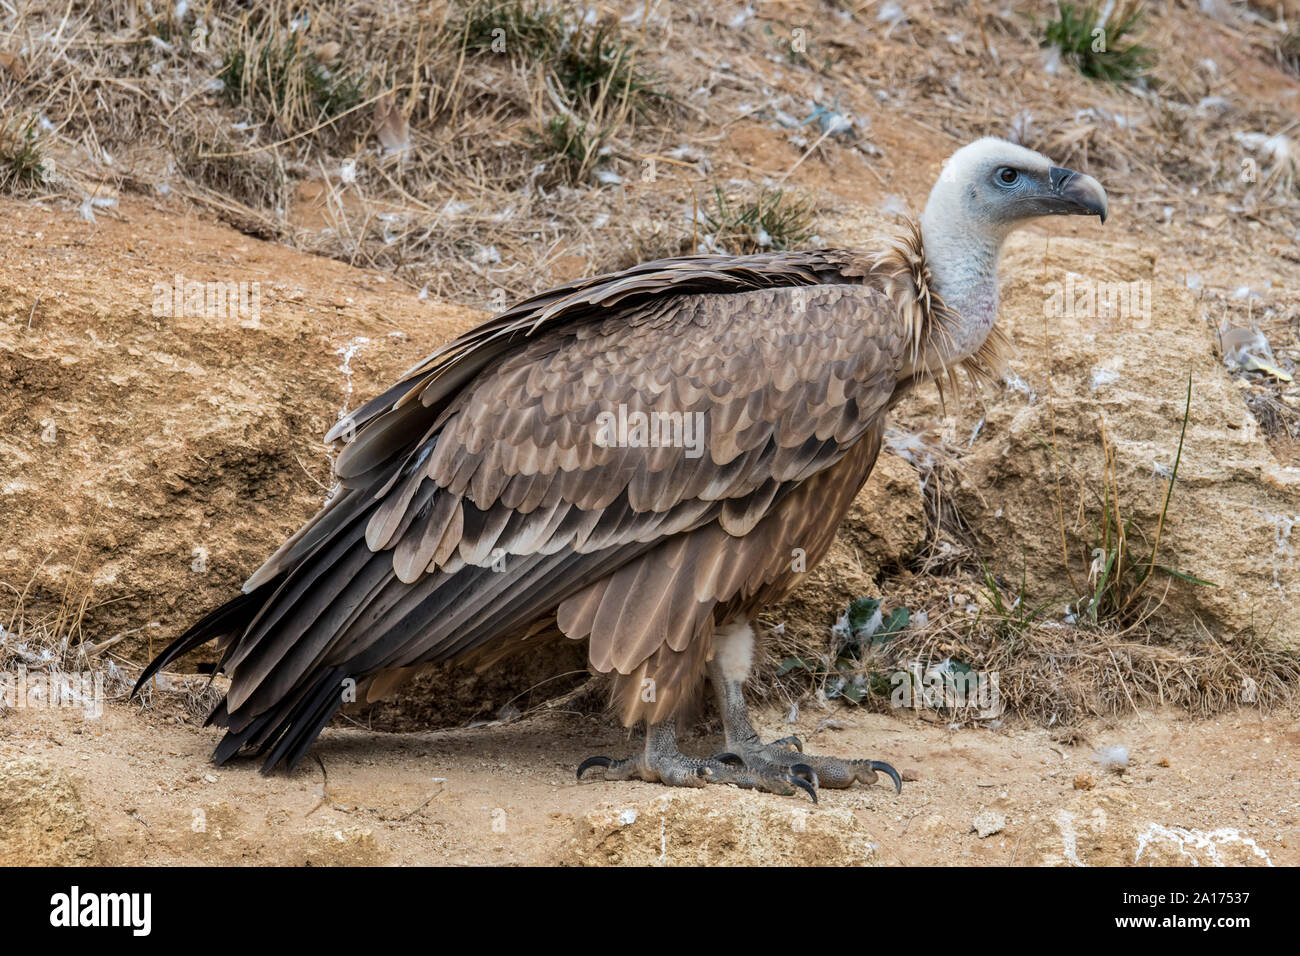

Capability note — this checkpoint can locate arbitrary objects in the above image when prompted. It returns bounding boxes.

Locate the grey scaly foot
[714,737,902,793]
[708,619,903,796]
[576,720,818,802]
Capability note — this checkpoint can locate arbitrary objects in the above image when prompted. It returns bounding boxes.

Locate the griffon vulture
[136,138,1107,801]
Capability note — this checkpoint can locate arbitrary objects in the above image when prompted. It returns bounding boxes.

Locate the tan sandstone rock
[1027,786,1274,867]
[564,788,884,866]
[949,236,1297,642]
[0,751,98,865]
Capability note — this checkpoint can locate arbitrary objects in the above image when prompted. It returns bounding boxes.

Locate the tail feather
[132,573,349,776]
[131,580,282,696]
[262,669,348,772]
[210,666,346,772]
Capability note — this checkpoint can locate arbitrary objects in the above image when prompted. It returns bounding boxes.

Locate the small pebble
[971,810,1006,838]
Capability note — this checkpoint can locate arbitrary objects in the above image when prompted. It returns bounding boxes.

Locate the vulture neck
[917,206,1011,371]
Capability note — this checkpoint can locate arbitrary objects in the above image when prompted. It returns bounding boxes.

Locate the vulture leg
[707,620,903,795]
[576,720,819,801]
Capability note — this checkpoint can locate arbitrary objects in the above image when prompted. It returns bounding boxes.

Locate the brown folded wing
[153,247,930,767]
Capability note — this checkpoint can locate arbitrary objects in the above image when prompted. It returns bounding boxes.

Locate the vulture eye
[996,167,1020,186]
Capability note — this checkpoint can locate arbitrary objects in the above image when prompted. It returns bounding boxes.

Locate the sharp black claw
[789,762,819,789]
[774,735,804,753]
[872,760,903,794]
[712,752,745,767]
[790,772,818,804]
[576,755,613,780]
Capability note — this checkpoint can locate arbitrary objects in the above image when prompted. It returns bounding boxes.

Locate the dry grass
[0,112,50,194]
[756,569,1298,729]
[698,185,819,253]
[887,610,1297,724]
[217,10,368,140]
[0,0,689,300]
[1,0,1296,304]
[1,555,221,725]
[754,371,1297,729]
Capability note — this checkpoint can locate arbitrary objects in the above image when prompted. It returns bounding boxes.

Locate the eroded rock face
[0,198,481,660]
[949,236,1297,641]
[564,788,884,866]
[0,751,98,865]
[843,451,930,573]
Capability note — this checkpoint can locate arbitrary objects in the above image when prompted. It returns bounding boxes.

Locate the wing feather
[155,245,942,766]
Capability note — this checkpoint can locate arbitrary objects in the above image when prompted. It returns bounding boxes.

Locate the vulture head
[918,137,1108,365]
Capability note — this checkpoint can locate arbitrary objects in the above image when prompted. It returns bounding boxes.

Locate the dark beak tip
[1050,165,1108,224]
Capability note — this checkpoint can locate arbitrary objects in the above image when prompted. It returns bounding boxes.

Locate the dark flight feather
[137,230,986,771]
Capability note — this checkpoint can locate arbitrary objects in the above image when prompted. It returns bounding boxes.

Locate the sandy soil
[2,693,1295,866]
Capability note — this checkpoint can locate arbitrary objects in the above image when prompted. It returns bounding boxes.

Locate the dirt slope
[0,194,481,658]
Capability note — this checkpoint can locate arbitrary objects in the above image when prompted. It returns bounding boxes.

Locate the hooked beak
[1048,166,1108,223]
